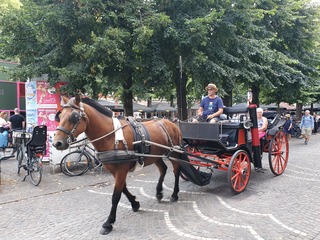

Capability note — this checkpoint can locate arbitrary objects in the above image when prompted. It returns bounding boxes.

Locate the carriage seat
[223,106,248,115]
[223,106,248,121]
[179,121,241,148]
[265,114,281,137]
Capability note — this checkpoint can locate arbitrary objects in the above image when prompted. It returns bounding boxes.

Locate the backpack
[303,115,312,121]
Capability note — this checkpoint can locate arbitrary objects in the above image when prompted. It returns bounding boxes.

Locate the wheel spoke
[228,151,250,193]
[269,131,288,175]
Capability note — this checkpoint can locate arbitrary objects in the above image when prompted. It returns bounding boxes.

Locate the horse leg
[123,183,140,212]
[100,172,126,235]
[170,161,180,202]
[155,159,167,201]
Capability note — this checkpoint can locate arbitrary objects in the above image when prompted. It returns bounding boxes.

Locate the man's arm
[207,107,223,119]
[197,107,204,116]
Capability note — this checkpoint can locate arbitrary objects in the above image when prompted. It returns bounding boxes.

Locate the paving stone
[0,134,320,239]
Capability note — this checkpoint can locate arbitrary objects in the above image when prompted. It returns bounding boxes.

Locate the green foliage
[0,0,319,116]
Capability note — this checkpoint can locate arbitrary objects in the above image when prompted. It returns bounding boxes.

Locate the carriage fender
[179,153,212,186]
[267,127,277,136]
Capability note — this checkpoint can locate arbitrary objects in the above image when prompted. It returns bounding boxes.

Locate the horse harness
[55,101,86,143]
[55,99,176,164]
[96,117,175,164]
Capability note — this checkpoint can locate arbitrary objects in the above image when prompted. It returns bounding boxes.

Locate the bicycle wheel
[29,156,43,186]
[60,150,91,176]
[17,145,24,174]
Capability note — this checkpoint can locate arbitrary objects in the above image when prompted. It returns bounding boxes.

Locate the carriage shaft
[133,140,184,153]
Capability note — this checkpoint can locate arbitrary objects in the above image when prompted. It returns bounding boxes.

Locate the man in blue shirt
[193,83,224,123]
[300,110,314,145]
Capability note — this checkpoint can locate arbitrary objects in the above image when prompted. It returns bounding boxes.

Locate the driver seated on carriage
[192,83,225,123]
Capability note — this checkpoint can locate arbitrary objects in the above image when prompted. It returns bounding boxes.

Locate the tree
[260,0,320,118]
[0,0,22,60]
[1,0,319,119]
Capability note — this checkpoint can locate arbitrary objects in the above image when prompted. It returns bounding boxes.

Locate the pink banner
[37,108,58,131]
[36,81,58,107]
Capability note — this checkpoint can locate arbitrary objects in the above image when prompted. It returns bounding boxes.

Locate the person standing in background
[283,114,293,141]
[0,112,10,133]
[9,108,25,130]
[300,110,314,145]
[312,112,318,134]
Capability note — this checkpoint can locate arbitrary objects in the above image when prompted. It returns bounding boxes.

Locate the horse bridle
[55,101,86,143]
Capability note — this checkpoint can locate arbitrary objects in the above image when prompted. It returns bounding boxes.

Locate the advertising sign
[26,80,67,161]
[25,81,37,109]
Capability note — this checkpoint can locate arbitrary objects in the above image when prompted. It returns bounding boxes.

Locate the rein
[69,123,129,147]
[57,97,130,147]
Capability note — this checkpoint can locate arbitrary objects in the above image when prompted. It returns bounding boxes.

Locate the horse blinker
[70,110,81,124]
[55,110,62,122]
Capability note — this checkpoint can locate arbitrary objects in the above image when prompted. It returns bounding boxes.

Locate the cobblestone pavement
[0,134,320,240]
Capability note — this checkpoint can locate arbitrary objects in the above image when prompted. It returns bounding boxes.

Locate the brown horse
[53,95,182,235]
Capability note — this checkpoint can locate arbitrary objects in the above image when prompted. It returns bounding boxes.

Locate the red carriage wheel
[227,150,251,193]
[268,131,289,176]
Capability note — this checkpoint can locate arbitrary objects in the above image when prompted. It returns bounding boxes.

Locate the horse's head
[53,95,87,150]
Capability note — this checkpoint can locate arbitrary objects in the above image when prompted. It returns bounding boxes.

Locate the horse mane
[82,97,113,118]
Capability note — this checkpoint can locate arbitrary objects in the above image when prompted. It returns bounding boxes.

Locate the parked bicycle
[17,125,47,186]
[15,131,31,166]
[291,119,302,138]
[60,141,102,177]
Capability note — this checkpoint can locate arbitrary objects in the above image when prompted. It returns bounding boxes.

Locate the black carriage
[178,105,289,193]
[53,96,290,235]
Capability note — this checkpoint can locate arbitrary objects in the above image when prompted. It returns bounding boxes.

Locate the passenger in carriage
[193,83,224,123]
[256,108,268,139]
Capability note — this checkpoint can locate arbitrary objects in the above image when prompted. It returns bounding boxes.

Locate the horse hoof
[100,226,113,235]
[132,201,140,212]
[156,193,163,202]
[170,196,178,202]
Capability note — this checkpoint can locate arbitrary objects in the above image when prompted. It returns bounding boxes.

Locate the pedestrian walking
[300,110,314,145]
[283,114,292,141]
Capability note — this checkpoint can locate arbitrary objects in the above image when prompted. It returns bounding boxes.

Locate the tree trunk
[147,97,152,118]
[296,103,303,121]
[123,73,133,117]
[223,90,232,107]
[251,85,260,106]
[175,69,188,120]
